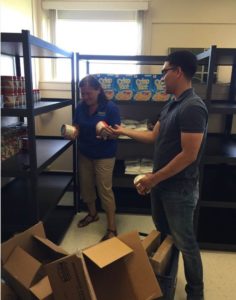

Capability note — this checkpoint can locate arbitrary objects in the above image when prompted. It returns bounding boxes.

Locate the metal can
[61,124,78,139]
[133,174,151,193]
[3,93,16,108]
[16,93,23,106]
[96,121,110,139]
[36,89,41,102]
[1,76,15,94]
[18,136,29,152]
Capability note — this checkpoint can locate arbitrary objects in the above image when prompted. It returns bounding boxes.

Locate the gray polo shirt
[153,88,208,191]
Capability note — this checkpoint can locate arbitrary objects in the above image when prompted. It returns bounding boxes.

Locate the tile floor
[60,210,236,300]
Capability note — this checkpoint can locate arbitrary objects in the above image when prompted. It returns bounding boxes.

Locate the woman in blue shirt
[73,75,120,241]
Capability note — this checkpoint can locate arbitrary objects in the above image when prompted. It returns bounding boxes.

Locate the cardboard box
[46,231,163,300]
[45,253,96,300]
[1,281,18,300]
[1,222,68,300]
[150,236,174,276]
[156,247,179,300]
[141,230,161,257]
[142,232,178,299]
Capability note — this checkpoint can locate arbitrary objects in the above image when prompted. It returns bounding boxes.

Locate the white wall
[0,0,33,32]
[148,0,236,76]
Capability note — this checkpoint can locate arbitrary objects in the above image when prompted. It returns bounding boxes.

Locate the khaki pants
[78,152,116,213]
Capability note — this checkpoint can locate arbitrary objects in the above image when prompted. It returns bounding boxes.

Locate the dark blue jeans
[151,183,204,298]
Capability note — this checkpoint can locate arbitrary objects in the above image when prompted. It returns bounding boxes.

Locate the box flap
[33,236,68,255]
[142,230,161,256]
[32,235,68,263]
[3,246,42,289]
[152,235,173,261]
[1,222,46,265]
[151,235,174,275]
[30,276,53,300]
[118,231,163,299]
[82,237,133,268]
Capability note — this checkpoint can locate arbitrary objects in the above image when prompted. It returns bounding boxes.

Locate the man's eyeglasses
[161,67,176,76]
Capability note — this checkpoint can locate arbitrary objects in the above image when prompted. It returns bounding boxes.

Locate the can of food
[133,174,151,193]
[96,121,109,139]
[3,93,16,108]
[1,76,15,90]
[61,124,77,138]
[18,136,29,152]
[96,121,108,134]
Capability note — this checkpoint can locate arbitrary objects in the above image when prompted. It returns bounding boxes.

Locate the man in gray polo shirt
[112,50,208,300]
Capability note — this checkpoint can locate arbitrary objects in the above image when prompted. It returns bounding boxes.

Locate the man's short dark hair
[166,50,197,80]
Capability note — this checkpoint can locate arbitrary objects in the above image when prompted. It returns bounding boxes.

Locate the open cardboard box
[1,222,68,300]
[45,231,163,300]
[2,223,163,300]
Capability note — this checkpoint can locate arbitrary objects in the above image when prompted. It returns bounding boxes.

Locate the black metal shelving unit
[1,30,77,243]
[196,46,236,251]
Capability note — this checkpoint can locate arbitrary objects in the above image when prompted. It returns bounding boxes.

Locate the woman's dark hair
[79,75,108,103]
[166,50,197,80]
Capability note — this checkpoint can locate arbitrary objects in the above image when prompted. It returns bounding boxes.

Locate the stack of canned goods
[1,76,26,108]
[1,123,28,161]
[32,89,41,104]
[1,76,41,108]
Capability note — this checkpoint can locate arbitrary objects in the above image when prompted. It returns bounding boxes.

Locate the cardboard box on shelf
[45,231,163,300]
[1,222,68,300]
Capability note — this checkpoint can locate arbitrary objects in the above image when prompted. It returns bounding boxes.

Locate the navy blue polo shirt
[74,100,121,159]
[153,88,208,190]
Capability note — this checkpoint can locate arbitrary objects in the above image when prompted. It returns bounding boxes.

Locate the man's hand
[134,173,157,195]
[110,124,126,136]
